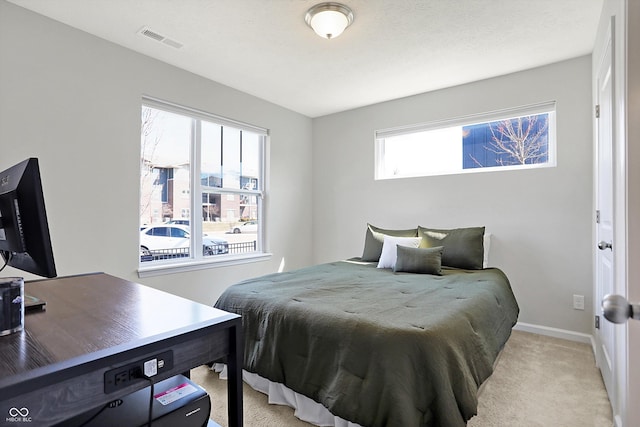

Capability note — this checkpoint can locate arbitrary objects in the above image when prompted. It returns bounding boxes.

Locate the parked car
[140,224,228,257]
[231,221,258,234]
[165,219,190,226]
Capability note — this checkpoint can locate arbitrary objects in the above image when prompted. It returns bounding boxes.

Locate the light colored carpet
[190,330,613,427]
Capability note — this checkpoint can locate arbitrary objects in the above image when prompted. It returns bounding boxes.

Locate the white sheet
[212,363,364,427]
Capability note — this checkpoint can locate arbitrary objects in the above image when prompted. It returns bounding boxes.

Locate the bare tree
[140,107,162,223]
[487,115,549,165]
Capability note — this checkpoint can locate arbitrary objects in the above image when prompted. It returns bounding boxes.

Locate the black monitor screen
[0,158,56,278]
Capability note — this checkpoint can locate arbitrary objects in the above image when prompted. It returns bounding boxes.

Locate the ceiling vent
[137,26,184,49]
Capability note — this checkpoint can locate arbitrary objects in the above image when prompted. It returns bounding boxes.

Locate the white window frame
[138,96,270,277]
[375,101,557,180]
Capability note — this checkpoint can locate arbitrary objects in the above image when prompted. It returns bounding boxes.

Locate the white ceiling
[8,0,604,118]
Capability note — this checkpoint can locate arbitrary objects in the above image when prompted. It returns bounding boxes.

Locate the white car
[231,221,258,234]
[140,224,229,257]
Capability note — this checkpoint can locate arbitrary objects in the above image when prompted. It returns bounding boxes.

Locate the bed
[214,225,519,427]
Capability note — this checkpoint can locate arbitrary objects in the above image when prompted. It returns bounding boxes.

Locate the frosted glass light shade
[305,3,354,39]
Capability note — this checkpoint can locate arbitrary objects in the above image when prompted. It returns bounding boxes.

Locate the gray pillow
[418,226,485,270]
[361,224,418,262]
[393,245,443,275]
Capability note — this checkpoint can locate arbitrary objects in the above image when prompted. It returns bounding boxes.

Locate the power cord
[0,251,11,273]
[144,376,155,427]
[141,358,159,427]
[79,399,123,426]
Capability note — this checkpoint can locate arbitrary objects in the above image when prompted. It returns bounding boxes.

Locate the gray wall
[1,0,595,335]
[311,56,594,334]
[0,1,313,305]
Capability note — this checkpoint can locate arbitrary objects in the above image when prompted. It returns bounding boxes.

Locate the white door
[594,21,616,408]
[596,2,640,425]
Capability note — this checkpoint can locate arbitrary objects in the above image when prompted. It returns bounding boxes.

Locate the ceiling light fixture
[305,2,354,40]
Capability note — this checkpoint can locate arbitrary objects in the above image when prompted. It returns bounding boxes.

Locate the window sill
[137,252,272,278]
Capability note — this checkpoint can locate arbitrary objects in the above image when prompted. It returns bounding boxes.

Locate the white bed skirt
[211,363,364,427]
[211,345,503,427]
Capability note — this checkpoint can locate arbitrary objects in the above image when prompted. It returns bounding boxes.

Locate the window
[140,98,267,273]
[375,102,556,179]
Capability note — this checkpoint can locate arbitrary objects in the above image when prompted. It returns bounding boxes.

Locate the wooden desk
[0,273,243,427]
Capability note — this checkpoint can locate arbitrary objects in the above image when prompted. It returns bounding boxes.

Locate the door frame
[625,0,640,425]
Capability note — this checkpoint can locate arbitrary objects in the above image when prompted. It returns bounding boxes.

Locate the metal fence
[143,241,257,262]
[146,248,189,261]
[228,241,257,254]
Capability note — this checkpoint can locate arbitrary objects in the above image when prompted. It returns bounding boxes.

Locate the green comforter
[214,260,519,427]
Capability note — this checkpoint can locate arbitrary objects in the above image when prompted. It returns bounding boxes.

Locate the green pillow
[393,245,443,275]
[418,226,485,270]
[361,224,418,262]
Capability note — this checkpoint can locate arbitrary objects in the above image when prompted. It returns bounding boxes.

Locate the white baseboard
[514,322,594,347]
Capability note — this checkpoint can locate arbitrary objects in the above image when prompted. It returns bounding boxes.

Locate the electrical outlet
[573,294,585,310]
[114,371,129,386]
[104,350,173,393]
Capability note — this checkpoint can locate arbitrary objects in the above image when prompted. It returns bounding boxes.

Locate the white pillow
[377,236,422,269]
[483,233,491,268]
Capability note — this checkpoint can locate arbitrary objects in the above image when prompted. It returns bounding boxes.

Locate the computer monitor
[0,158,56,278]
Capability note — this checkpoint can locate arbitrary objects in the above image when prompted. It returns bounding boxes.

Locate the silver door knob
[598,241,613,250]
[602,294,640,324]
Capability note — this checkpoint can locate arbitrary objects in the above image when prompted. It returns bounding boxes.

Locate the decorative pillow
[393,245,444,275]
[376,236,422,269]
[418,226,485,270]
[361,223,418,262]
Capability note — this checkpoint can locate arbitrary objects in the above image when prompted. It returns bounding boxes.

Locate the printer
[58,374,211,427]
